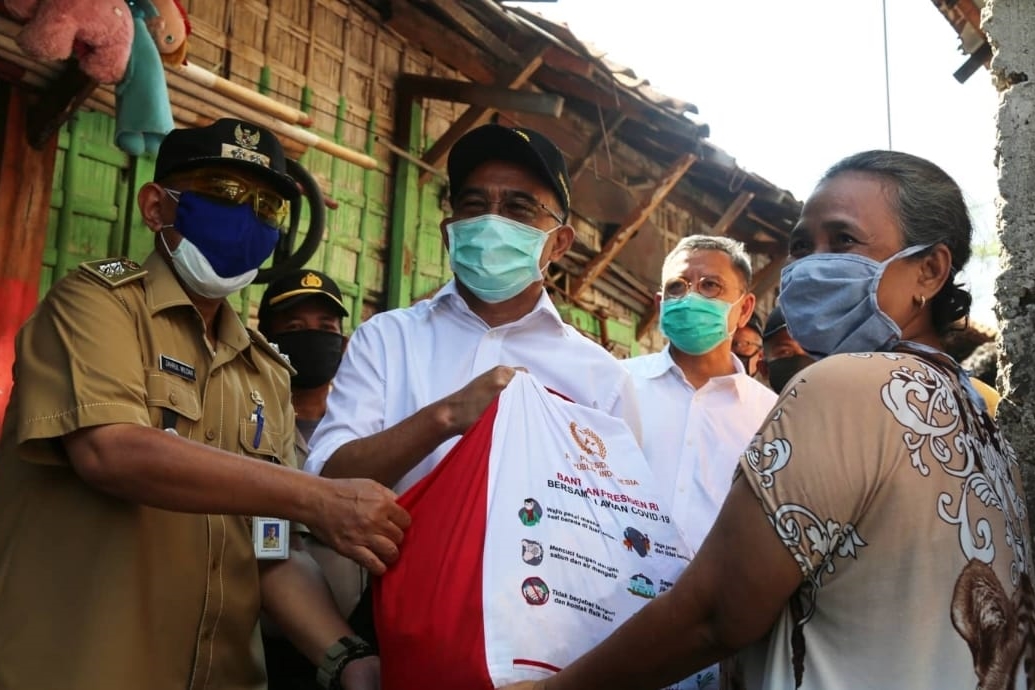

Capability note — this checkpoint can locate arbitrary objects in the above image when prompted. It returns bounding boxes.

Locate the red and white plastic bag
[375,372,696,689]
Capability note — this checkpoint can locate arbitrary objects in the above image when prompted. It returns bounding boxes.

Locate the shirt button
[205,429,216,441]
[169,392,179,405]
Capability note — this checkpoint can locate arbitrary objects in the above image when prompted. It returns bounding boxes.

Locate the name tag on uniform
[254,517,290,560]
[159,354,196,381]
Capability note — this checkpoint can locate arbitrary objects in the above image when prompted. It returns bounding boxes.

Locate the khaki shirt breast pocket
[239,415,285,465]
[144,370,201,433]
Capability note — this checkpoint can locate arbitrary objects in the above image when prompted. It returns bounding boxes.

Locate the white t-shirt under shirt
[304,280,642,493]
[731,351,1034,689]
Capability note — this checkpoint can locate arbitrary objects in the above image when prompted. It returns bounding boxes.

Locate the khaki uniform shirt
[728,352,1034,689]
[0,254,296,690]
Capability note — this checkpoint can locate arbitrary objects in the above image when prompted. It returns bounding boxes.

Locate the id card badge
[253,517,290,560]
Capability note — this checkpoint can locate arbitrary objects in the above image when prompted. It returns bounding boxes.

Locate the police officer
[258,268,349,467]
[0,119,408,690]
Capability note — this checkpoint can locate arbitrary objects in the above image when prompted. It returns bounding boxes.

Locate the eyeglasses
[453,191,565,225]
[662,275,732,301]
[732,338,763,358]
[164,170,290,230]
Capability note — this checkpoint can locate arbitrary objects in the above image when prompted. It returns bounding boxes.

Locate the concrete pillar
[986,0,1035,533]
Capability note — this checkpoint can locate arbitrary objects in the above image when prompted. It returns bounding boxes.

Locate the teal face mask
[446,214,556,303]
[660,292,741,355]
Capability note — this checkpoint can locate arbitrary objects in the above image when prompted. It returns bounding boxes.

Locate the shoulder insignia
[79,257,147,288]
[247,328,296,373]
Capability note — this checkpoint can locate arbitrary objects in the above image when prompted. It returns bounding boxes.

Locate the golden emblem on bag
[569,422,607,459]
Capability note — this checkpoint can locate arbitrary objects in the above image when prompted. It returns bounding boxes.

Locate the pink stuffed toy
[4,0,133,84]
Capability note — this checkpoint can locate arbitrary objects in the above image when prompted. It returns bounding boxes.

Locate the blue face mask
[778,244,931,358]
[167,190,280,278]
[660,292,741,356]
[446,214,556,303]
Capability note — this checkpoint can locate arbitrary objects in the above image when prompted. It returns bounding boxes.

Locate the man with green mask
[621,235,776,690]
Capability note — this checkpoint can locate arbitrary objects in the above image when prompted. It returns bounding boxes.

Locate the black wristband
[316,635,377,690]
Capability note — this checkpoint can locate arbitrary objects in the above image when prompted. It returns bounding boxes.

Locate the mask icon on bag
[518,498,543,527]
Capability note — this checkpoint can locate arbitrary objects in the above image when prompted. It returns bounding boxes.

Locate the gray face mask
[778,244,931,358]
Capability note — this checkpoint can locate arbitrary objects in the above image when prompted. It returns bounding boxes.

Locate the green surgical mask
[446,214,556,303]
[660,292,741,355]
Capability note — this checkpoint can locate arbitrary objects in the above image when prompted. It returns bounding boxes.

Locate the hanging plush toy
[144,0,189,66]
[4,0,134,84]
[115,0,181,155]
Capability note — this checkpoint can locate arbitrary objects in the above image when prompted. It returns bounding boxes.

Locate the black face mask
[766,355,816,395]
[735,353,758,377]
[269,329,345,389]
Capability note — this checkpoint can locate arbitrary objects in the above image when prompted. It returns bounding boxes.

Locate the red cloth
[374,398,499,690]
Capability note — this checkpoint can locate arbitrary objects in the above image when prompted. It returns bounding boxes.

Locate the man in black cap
[0,119,406,690]
[257,269,370,690]
[259,268,349,465]
[758,303,815,394]
[733,311,766,378]
[305,123,640,497]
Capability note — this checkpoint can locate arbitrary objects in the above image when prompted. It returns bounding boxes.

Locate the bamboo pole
[163,70,377,169]
[174,62,314,127]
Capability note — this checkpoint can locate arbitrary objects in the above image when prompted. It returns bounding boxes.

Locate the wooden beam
[541,45,595,78]
[749,255,786,297]
[397,74,562,117]
[0,84,59,425]
[954,42,992,83]
[416,51,545,185]
[636,303,658,341]
[384,2,498,85]
[712,190,755,235]
[428,0,525,67]
[571,152,697,299]
[26,60,97,149]
[956,0,984,31]
[534,67,702,141]
[569,113,625,183]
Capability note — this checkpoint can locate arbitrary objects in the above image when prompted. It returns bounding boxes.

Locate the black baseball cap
[258,269,348,327]
[743,312,764,337]
[154,118,299,201]
[447,124,572,221]
[762,304,788,340]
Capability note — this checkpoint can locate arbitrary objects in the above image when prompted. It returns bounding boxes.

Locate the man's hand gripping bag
[374,372,692,689]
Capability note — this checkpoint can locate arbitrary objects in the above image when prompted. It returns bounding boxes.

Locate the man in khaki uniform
[0,119,409,690]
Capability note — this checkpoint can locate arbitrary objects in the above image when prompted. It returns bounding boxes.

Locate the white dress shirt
[622,345,777,553]
[305,280,642,493]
